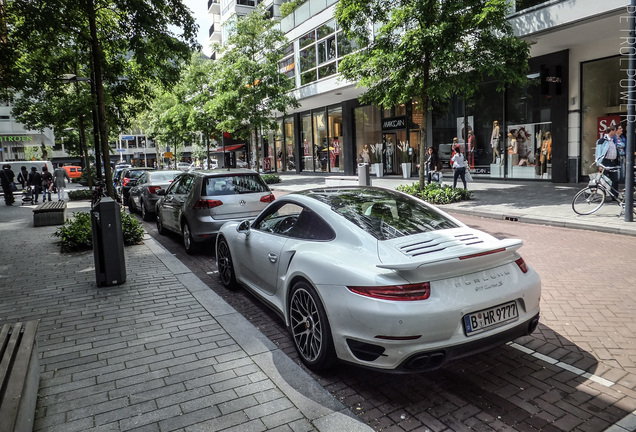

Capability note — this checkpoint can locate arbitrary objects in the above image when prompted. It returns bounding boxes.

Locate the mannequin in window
[540,132,552,176]
[490,120,501,164]
[467,130,476,170]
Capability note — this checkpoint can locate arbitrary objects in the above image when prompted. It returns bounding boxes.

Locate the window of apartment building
[299,20,340,85]
[280,43,295,80]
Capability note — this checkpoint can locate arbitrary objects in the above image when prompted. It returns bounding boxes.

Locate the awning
[212,144,245,153]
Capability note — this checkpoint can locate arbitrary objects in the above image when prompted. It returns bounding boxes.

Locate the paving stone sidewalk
[0,201,371,432]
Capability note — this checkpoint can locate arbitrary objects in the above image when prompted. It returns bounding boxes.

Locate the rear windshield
[202,175,270,196]
[151,172,179,182]
[303,188,459,240]
[127,170,150,179]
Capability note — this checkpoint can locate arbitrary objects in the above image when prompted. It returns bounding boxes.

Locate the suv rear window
[202,175,269,196]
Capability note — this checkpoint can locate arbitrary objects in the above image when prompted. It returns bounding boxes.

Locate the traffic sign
[164,152,173,158]
[116,149,126,152]
[120,135,134,140]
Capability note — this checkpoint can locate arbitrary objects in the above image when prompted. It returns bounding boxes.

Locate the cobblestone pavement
[145,209,636,432]
[0,200,371,432]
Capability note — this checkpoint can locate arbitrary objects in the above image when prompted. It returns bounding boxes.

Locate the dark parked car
[129,170,181,221]
[116,167,154,206]
[155,169,275,254]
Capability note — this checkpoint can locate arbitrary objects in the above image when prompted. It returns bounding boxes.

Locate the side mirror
[156,189,167,196]
[236,220,251,235]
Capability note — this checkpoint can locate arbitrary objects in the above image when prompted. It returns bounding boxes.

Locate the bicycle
[572,163,636,216]
[91,180,106,209]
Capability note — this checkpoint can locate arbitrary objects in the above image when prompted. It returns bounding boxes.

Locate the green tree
[211,5,299,172]
[335,0,529,187]
[1,0,198,196]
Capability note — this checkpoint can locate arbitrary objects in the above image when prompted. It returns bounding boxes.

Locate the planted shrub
[262,174,281,184]
[53,210,145,252]
[396,183,472,205]
[68,189,93,201]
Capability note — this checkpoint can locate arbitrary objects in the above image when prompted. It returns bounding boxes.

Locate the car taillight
[148,186,161,194]
[193,199,223,209]
[347,282,431,301]
[260,194,275,203]
[515,257,529,274]
[123,178,130,186]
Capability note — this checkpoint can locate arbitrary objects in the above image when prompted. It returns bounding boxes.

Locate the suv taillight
[260,194,275,203]
[193,199,223,209]
[123,178,130,186]
[148,186,161,194]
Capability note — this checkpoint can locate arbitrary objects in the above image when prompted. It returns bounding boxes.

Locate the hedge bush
[53,210,145,253]
[68,189,93,201]
[396,182,472,205]
[262,174,281,184]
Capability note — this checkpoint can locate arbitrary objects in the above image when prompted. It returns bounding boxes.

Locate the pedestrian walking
[41,166,53,202]
[425,147,441,185]
[1,164,16,206]
[17,166,29,189]
[53,163,70,201]
[27,166,42,204]
[614,124,626,182]
[451,144,467,189]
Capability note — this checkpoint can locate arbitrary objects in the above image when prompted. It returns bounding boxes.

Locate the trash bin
[358,163,371,186]
[91,197,126,286]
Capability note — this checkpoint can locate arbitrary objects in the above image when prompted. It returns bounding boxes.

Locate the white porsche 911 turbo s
[215,186,541,372]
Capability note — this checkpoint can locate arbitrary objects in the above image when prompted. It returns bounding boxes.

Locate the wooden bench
[33,201,67,227]
[0,321,40,432]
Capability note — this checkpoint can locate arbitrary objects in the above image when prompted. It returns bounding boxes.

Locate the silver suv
[155,169,275,254]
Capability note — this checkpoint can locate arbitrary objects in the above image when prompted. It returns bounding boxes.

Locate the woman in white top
[451,145,467,189]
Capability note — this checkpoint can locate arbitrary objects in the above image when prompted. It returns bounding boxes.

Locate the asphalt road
[139,211,636,432]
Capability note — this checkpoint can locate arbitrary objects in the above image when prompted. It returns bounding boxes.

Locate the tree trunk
[418,59,431,189]
[254,125,260,174]
[87,0,113,197]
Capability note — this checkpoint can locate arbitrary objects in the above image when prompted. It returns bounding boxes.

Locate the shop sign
[382,116,406,131]
[597,115,621,139]
[0,135,34,142]
[120,135,134,141]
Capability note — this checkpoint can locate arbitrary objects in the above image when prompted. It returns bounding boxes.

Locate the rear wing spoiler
[376,238,523,271]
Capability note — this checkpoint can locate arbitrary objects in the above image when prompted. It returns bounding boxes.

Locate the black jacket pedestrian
[17,167,29,188]
[1,165,16,205]
[27,168,42,194]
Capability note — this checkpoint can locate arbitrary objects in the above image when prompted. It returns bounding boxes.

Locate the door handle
[268,253,278,263]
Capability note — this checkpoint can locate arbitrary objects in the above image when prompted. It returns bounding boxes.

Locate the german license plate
[463,301,518,336]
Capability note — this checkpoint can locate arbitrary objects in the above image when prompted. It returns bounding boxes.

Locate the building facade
[214,0,631,183]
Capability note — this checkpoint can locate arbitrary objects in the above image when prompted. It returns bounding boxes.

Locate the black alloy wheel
[216,236,237,289]
[289,281,336,370]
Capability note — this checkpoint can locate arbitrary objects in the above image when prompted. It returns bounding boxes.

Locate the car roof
[183,168,260,177]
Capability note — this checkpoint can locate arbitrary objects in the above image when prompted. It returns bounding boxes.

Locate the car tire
[182,221,198,254]
[289,281,337,370]
[216,236,238,289]
[141,200,152,221]
[156,211,166,235]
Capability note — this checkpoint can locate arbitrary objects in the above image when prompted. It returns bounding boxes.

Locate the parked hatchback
[128,170,181,221]
[155,169,275,254]
[117,167,154,206]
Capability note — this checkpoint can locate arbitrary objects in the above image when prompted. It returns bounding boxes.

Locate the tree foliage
[210,5,299,170]
[1,0,199,194]
[335,0,529,187]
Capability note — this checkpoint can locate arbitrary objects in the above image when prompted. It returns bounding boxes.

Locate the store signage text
[382,117,406,131]
[0,135,34,142]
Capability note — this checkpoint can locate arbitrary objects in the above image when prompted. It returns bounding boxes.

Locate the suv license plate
[463,301,518,336]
